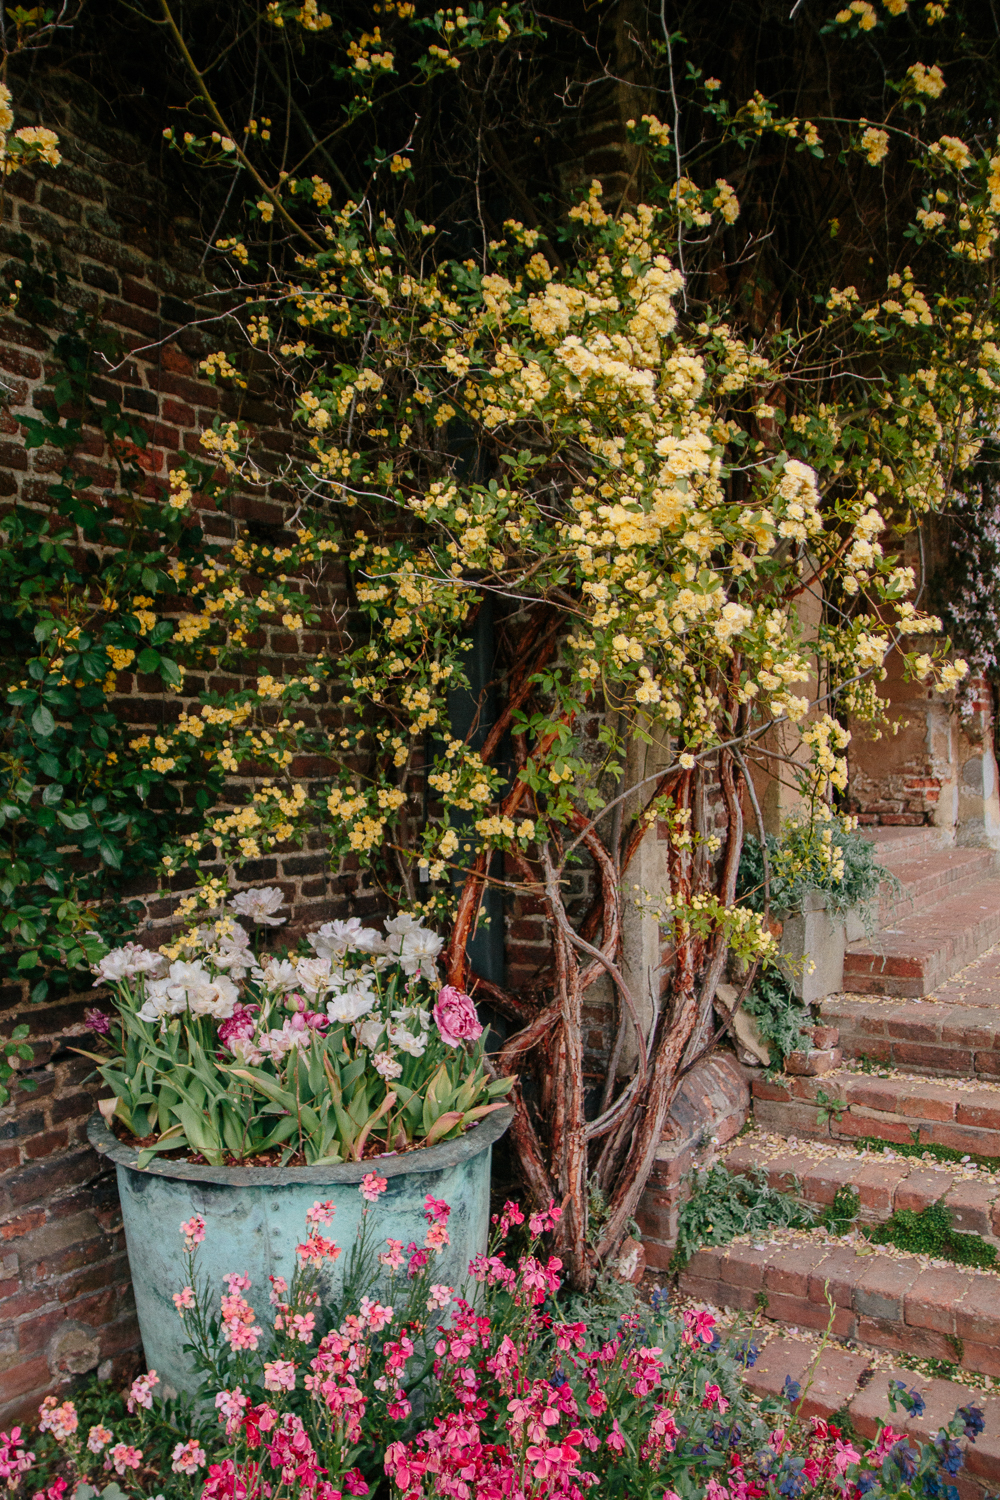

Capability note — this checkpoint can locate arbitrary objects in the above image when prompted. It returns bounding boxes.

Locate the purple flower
[84,1009,111,1035]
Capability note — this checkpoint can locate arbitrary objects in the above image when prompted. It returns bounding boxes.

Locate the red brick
[856,1315,958,1363]
[895,1166,956,1213]
[763,1245,819,1298]
[853,1162,910,1214]
[719,1244,774,1290]
[955,1278,1000,1344]
[853,1258,919,1320]
[943,1179,998,1236]
[904,1266,974,1334]
[957,1096,1000,1132]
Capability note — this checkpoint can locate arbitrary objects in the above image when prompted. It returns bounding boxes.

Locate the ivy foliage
[0,246,228,1000]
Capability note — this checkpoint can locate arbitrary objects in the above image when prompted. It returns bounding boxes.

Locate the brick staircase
[670,826,1000,1468]
[843,829,1000,997]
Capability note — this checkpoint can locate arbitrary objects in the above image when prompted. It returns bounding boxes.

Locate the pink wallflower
[173,1286,195,1316]
[224,1272,252,1294]
[706,1479,730,1500]
[263,1361,297,1393]
[269,1275,289,1305]
[289,1312,316,1343]
[171,1440,206,1475]
[528,1200,562,1236]
[38,1399,78,1441]
[306,1200,335,1227]
[407,1246,429,1276]
[494,1200,525,1235]
[107,1444,143,1476]
[702,1382,730,1413]
[87,1426,113,1455]
[127,1371,159,1413]
[180,1215,206,1251]
[343,1470,368,1495]
[360,1173,388,1203]
[423,1194,451,1226]
[214,1390,248,1440]
[31,1480,66,1500]
[682,1308,717,1346]
[386,1390,411,1420]
[554,1321,587,1351]
[297,1231,341,1262]
[424,1222,450,1252]
[834,1438,862,1473]
[378,1238,405,1270]
[427,1284,453,1311]
[433,986,483,1047]
[201,1458,260,1500]
[360,1296,394,1332]
[0,1427,35,1483]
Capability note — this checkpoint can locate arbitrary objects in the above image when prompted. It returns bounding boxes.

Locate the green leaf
[31,704,56,737]
[57,810,90,831]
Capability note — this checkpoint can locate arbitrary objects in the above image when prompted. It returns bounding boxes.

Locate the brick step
[752,1069,1000,1156]
[864,826,951,862]
[679,1230,1000,1376]
[843,877,1000,998]
[743,1335,1000,1497]
[724,1132,1000,1247]
[821,997,1000,1079]
[879,849,996,916]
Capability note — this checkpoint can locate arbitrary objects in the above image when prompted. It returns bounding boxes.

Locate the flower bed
[0,1188,986,1500]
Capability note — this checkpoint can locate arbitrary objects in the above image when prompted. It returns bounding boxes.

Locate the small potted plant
[84,888,513,1394]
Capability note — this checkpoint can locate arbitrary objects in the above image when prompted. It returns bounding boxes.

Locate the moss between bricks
[856,1135,1000,1173]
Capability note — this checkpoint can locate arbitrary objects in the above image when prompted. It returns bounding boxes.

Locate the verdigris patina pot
[88,1106,512,1396]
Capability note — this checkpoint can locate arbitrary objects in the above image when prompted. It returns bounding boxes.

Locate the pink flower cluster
[36,1402,77,1443]
[126,1371,159,1414]
[221,1276,264,1352]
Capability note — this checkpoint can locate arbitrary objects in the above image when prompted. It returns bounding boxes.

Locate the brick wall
[0,98,362,1425]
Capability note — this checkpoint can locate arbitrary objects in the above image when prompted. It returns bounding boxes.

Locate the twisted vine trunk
[442,612,747,1287]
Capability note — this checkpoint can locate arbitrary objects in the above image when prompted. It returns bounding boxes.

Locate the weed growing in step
[867,1200,998,1269]
[672,1163,815,1270]
[740,968,813,1075]
[815,1088,848,1124]
[819,1180,996,1270]
[821,1184,862,1235]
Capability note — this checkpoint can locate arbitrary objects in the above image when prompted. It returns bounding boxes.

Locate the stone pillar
[955,678,1000,851]
[618,722,673,1075]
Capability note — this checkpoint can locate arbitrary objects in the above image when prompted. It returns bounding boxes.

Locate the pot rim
[87,1104,513,1187]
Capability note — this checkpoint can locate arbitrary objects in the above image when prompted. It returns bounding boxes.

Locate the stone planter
[88,1106,512,1396]
[777,890,846,1005]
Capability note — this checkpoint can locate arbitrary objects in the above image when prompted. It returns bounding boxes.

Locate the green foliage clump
[818,1174,996,1270]
[741,968,813,1074]
[821,1183,861,1235]
[672,1163,815,1270]
[867,1199,997,1269]
[738,818,898,925]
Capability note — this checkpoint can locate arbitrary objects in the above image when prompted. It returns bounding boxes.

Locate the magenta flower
[432,985,483,1047]
[84,1008,111,1035]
